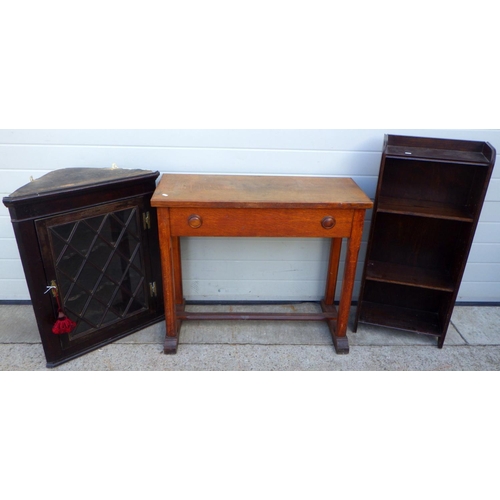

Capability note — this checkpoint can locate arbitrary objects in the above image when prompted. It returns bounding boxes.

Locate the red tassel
[52,310,77,334]
[49,282,77,334]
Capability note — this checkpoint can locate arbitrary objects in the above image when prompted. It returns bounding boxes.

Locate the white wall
[1,129,499,303]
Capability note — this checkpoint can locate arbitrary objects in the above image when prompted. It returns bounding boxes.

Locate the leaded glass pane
[48,206,148,340]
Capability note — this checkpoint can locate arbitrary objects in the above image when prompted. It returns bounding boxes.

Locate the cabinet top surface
[385,135,495,165]
[4,167,159,203]
[151,174,373,209]
[386,145,491,165]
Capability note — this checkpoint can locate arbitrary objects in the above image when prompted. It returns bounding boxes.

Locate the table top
[151,174,373,209]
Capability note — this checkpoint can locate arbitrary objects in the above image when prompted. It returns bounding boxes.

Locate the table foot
[164,335,179,354]
[320,301,349,354]
[331,333,350,354]
[325,319,350,354]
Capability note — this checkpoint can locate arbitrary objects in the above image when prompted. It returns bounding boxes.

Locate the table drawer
[169,208,355,237]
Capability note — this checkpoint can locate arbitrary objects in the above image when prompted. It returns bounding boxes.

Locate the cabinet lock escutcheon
[143,211,151,230]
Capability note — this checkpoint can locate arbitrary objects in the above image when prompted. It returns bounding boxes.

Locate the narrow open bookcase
[354,134,496,347]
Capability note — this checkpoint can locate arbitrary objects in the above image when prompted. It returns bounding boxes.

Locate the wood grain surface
[151,174,373,209]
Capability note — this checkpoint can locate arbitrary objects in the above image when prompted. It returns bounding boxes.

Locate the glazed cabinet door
[35,196,163,363]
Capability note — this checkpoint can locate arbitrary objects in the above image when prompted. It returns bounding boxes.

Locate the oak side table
[151,174,372,354]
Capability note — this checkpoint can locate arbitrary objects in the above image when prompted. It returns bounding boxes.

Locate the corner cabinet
[3,167,164,367]
[354,135,496,347]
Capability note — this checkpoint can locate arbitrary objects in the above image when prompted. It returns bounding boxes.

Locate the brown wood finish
[176,309,338,321]
[152,174,372,208]
[354,135,496,348]
[3,168,165,367]
[324,238,342,305]
[151,173,373,355]
[169,207,354,238]
[334,209,365,352]
[157,207,178,354]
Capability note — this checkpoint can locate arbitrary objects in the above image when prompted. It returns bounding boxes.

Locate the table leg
[157,208,179,354]
[171,236,184,304]
[334,209,366,353]
[321,238,343,351]
[324,238,342,305]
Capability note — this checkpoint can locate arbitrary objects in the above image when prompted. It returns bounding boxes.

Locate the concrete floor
[1,303,499,370]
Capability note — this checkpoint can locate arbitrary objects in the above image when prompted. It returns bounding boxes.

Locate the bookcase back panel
[363,281,450,314]
[380,159,489,215]
[369,213,469,278]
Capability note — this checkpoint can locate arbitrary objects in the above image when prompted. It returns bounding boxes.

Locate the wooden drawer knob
[188,214,203,228]
[321,216,336,229]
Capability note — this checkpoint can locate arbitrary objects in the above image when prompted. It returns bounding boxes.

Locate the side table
[151,174,372,354]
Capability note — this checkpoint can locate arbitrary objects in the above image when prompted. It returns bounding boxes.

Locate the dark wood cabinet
[3,167,164,367]
[354,135,496,347]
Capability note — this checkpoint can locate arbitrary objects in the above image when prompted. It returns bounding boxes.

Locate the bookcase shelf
[359,301,443,337]
[365,260,455,292]
[377,196,475,222]
[354,135,496,348]
[385,145,491,165]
